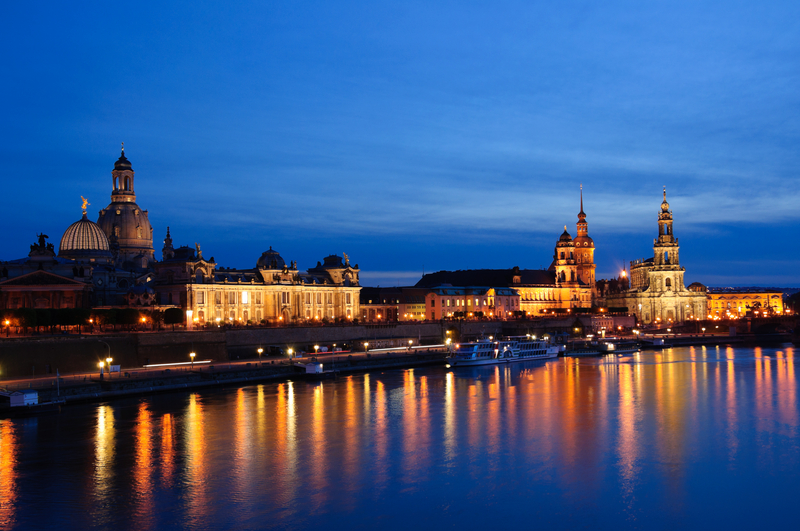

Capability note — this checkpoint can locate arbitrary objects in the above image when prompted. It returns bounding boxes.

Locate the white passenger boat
[446,337,557,367]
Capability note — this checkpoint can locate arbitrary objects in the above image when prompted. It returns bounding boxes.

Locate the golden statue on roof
[81,196,90,215]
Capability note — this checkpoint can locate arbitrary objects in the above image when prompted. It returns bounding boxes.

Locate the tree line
[0,307,186,334]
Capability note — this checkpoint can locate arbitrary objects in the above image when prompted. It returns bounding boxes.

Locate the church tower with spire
[572,185,596,292]
[96,145,155,270]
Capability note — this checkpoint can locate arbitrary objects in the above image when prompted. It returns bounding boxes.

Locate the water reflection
[184,393,209,526]
[3,346,800,530]
[92,404,115,525]
[132,403,154,528]
[0,420,17,529]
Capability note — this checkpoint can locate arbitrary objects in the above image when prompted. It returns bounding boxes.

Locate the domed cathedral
[96,146,155,270]
[603,188,706,324]
[572,185,596,292]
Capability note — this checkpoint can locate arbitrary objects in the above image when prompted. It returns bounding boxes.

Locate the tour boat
[597,341,641,355]
[446,337,558,367]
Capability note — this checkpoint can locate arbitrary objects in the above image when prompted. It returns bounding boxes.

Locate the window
[282,292,289,305]
[242,292,249,304]
[228,292,236,304]
[256,292,262,304]
[215,292,221,304]
[306,293,312,304]
[346,293,351,304]
[197,292,205,304]
[316,293,322,305]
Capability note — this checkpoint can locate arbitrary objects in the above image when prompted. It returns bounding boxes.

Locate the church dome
[558,227,573,243]
[59,213,113,262]
[114,152,132,171]
[257,247,286,269]
[573,234,594,247]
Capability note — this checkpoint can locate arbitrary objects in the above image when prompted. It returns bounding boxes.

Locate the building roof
[415,268,555,288]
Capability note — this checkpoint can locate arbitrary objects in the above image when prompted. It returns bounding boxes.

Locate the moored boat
[446,336,557,367]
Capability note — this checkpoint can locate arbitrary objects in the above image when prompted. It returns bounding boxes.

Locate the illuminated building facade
[154,236,360,324]
[706,288,785,318]
[604,189,706,324]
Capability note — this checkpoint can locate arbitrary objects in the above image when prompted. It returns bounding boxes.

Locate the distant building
[706,288,785,318]
[154,238,361,324]
[603,189,706,324]
[413,189,596,315]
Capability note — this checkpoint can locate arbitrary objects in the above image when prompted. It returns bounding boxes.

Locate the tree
[150,310,165,330]
[164,308,184,331]
[15,308,36,333]
[118,308,140,329]
[35,309,53,333]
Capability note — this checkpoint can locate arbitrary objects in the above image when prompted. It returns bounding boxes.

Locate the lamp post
[106,357,113,376]
[98,361,104,379]
[364,342,369,353]
[257,347,263,365]
[314,345,320,356]
[702,327,706,336]
[287,348,293,360]
[4,319,9,337]
[408,339,413,352]
[190,351,196,368]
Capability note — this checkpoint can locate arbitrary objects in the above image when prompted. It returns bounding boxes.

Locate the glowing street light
[190,351,196,368]
[287,348,294,360]
[98,361,105,378]
[257,347,263,364]
[364,342,369,352]
[314,345,320,355]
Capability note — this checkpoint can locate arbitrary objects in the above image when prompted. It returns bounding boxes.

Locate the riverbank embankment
[1,350,448,416]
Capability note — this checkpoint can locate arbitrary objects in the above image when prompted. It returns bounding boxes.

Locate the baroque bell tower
[572,185,596,291]
[654,187,679,266]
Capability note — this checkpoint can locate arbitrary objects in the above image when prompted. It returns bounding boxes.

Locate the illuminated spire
[121,141,124,155]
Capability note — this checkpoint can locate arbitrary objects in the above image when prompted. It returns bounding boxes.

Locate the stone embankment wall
[0,317,600,379]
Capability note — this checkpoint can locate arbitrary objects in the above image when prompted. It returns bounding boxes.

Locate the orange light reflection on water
[93,404,115,523]
[185,394,209,526]
[0,420,18,529]
[132,403,154,528]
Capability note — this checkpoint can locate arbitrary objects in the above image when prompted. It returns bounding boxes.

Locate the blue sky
[2,1,799,287]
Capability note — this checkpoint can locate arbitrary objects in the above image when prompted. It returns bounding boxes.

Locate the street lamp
[702,327,706,335]
[257,347,263,364]
[364,342,369,353]
[314,345,320,355]
[98,361,105,379]
[190,351,196,368]
[287,348,294,360]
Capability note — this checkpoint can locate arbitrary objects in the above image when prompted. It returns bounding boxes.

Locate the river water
[1,345,798,530]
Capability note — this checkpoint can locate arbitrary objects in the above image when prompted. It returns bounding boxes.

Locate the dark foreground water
[1,345,799,530]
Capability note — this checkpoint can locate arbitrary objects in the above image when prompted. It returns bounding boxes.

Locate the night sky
[2,1,798,287]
